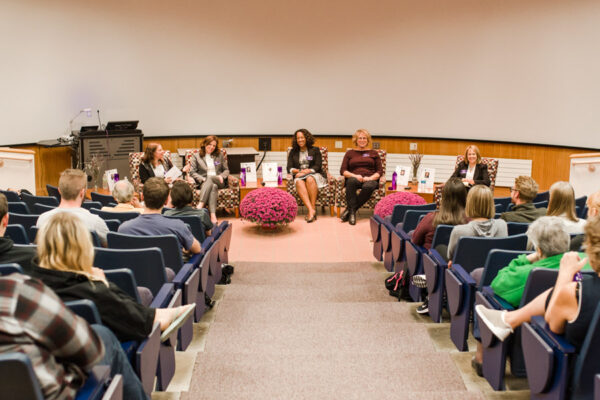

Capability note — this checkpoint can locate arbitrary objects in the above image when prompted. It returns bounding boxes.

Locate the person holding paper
[286,129,327,223]
[189,135,229,224]
[339,129,383,225]
[450,145,490,188]
[139,143,175,184]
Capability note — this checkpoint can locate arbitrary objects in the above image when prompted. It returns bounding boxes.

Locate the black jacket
[450,161,490,187]
[28,265,154,342]
[0,237,37,273]
[139,158,173,184]
[286,147,326,179]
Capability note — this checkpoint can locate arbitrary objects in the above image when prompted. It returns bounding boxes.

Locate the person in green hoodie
[490,216,591,307]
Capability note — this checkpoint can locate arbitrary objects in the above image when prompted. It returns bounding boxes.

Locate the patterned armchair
[433,155,499,206]
[335,149,387,217]
[285,146,336,216]
[128,150,174,193]
[184,148,240,217]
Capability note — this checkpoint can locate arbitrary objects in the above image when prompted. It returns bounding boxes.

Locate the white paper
[420,167,435,190]
[164,166,182,181]
[262,162,278,183]
[240,162,257,183]
[395,165,410,187]
[104,169,118,191]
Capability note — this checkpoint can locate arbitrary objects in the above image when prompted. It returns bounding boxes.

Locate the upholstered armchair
[434,155,499,206]
[285,146,336,216]
[184,148,240,217]
[335,149,387,217]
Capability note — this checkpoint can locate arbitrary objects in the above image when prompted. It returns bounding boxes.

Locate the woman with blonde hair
[546,181,586,233]
[29,212,195,343]
[339,129,383,225]
[450,145,490,188]
[189,135,229,224]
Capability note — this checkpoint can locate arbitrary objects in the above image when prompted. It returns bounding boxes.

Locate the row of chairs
[371,203,596,398]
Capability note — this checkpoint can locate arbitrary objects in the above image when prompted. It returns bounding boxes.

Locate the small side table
[385,182,434,204]
[240,179,287,203]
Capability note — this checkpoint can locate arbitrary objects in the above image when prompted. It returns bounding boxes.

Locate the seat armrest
[451,264,476,286]
[173,264,193,289]
[149,283,176,308]
[428,249,447,267]
[530,315,576,353]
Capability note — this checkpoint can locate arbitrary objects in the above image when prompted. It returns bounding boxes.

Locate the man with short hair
[118,178,201,254]
[36,169,109,245]
[0,193,37,272]
[164,181,213,233]
[500,176,546,222]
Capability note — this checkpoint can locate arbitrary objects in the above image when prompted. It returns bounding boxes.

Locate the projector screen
[1,0,599,148]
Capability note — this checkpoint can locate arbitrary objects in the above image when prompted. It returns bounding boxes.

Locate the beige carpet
[180,261,486,400]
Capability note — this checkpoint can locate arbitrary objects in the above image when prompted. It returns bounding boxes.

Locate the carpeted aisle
[181,261,486,400]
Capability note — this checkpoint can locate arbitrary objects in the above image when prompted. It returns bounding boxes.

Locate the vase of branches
[409,151,423,185]
[84,154,104,190]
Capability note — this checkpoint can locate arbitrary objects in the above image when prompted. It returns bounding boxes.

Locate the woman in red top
[339,129,383,225]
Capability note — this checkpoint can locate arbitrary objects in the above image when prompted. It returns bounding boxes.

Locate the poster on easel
[240,162,257,183]
[420,167,435,190]
[262,162,278,187]
[395,165,410,187]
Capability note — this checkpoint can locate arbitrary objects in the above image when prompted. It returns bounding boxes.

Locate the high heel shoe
[306,212,317,223]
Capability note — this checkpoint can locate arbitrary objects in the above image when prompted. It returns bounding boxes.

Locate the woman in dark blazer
[189,135,229,224]
[450,145,490,188]
[286,129,327,223]
[139,142,174,184]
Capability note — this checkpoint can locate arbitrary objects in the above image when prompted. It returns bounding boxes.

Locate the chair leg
[235,207,239,218]
[330,206,334,216]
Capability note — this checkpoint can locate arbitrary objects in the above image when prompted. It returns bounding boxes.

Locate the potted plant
[240,188,298,229]
[408,151,423,184]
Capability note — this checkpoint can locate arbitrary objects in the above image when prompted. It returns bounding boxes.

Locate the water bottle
[113,173,119,182]
[240,168,246,187]
[391,171,397,190]
[277,166,283,185]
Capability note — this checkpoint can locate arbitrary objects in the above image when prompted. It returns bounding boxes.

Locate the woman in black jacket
[450,145,490,188]
[286,129,327,223]
[139,143,174,185]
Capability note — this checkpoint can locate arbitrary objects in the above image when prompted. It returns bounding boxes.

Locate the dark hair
[0,193,7,220]
[199,135,220,158]
[291,129,315,150]
[170,181,194,209]
[433,177,468,227]
[141,143,160,164]
[142,177,170,210]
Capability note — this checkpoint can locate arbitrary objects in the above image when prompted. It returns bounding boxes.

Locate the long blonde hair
[37,212,95,279]
[465,185,495,219]
[547,181,578,222]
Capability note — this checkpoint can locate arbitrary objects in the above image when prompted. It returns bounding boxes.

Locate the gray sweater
[448,219,508,260]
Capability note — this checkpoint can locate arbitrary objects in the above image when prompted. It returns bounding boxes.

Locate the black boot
[349,209,356,225]
[340,208,350,222]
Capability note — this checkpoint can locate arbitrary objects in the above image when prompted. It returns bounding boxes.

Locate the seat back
[572,303,600,400]
[103,268,142,303]
[107,232,184,273]
[402,209,434,233]
[45,184,61,201]
[533,200,549,209]
[493,197,511,213]
[7,213,39,232]
[165,215,206,242]
[452,234,528,273]
[480,249,532,288]
[81,201,103,211]
[0,189,21,202]
[0,263,24,275]
[104,219,121,232]
[89,208,140,223]
[391,203,436,227]
[0,353,44,400]
[575,195,587,212]
[7,202,30,214]
[533,190,550,202]
[20,192,59,210]
[90,191,116,207]
[32,203,55,214]
[5,225,29,245]
[431,224,455,249]
[94,247,168,296]
[506,222,530,236]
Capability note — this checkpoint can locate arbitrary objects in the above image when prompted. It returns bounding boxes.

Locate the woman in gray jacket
[189,135,229,224]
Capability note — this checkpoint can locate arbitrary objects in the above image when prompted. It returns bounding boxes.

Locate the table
[385,182,435,203]
[240,179,287,203]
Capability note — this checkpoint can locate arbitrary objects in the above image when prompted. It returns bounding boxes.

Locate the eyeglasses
[510,188,517,193]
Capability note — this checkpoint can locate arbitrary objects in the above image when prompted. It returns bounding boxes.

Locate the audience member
[546,181,586,233]
[585,190,600,218]
[450,145,490,188]
[101,180,144,213]
[286,129,327,223]
[0,193,37,270]
[500,176,546,222]
[0,272,149,399]
[339,129,383,225]
[139,143,174,185]
[28,212,195,343]
[36,169,109,246]
[164,180,213,233]
[119,178,201,255]
[188,135,230,225]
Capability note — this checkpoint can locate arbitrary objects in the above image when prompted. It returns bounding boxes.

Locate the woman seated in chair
[476,215,600,356]
[546,181,586,234]
[339,129,383,226]
[101,179,144,213]
[450,145,490,189]
[286,129,327,223]
[27,212,195,343]
[444,185,507,262]
[139,143,174,185]
[189,135,229,225]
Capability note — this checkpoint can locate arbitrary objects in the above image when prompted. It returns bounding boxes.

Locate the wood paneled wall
[14,137,591,194]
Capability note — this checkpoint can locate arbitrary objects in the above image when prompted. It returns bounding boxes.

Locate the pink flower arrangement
[374,192,427,218]
[240,188,298,228]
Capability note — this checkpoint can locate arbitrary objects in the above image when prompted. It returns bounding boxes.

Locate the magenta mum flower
[374,192,427,218]
[240,188,298,227]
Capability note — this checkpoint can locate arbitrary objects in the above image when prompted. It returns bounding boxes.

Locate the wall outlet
[410,142,418,151]
[373,141,380,149]
[258,137,271,151]
[335,140,342,149]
